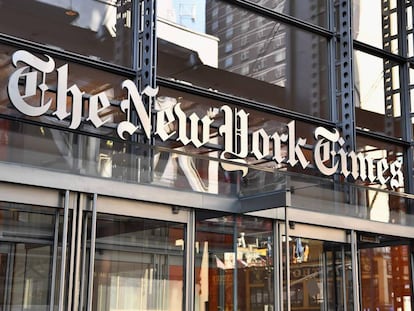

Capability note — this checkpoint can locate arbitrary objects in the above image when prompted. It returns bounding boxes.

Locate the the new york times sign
[6,50,404,189]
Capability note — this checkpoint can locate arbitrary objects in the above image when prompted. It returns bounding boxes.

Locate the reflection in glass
[89,214,185,311]
[157,0,330,119]
[353,0,399,54]
[409,69,414,139]
[354,51,401,137]
[283,237,353,311]
[360,244,412,311]
[356,136,404,192]
[0,0,133,66]
[0,202,62,311]
[195,213,274,311]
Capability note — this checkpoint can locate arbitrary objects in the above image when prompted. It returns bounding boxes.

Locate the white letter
[7,50,55,116]
[87,92,111,128]
[55,64,84,129]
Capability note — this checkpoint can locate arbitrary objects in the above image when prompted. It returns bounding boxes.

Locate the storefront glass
[0,201,68,311]
[282,230,353,311]
[359,236,412,311]
[195,213,274,311]
[88,213,186,311]
[0,0,133,67]
[157,0,330,119]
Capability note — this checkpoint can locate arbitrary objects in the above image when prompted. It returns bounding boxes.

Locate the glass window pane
[356,135,404,191]
[90,214,185,311]
[409,69,414,139]
[354,51,401,137]
[250,0,328,28]
[352,0,399,54]
[195,213,274,311]
[0,44,141,181]
[157,0,331,119]
[0,45,130,136]
[360,243,412,311]
[283,237,353,310]
[407,6,414,57]
[154,86,333,196]
[0,202,61,311]
[0,0,133,66]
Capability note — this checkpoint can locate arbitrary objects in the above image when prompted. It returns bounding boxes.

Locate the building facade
[0,0,414,310]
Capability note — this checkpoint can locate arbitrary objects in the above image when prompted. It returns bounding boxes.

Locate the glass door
[358,233,413,311]
[78,196,189,311]
[0,184,67,311]
[194,211,275,311]
[0,204,68,311]
[282,223,353,311]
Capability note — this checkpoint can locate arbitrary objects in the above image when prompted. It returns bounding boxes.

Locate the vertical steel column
[398,0,414,197]
[339,0,355,153]
[338,0,358,210]
[131,0,157,184]
[139,0,157,89]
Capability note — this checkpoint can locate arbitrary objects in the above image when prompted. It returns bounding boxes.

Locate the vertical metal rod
[342,247,347,311]
[67,195,78,311]
[273,221,280,311]
[322,251,328,310]
[398,0,414,196]
[87,193,98,311]
[328,0,337,123]
[72,194,85,311]
[185,209,195,311]
[233,218,238,311]
[284,208,291,311]
[410,242,414,310]
[4,244,15,311]
[49,209,60,311]
[58,190,70,311]
[79,208,89,311]
[350,230,360,311]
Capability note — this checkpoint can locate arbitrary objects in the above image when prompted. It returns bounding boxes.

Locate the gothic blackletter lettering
[8,50,55,116]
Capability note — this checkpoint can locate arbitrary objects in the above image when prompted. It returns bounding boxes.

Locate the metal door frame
[77,193,193,311]
[281,210,352,311]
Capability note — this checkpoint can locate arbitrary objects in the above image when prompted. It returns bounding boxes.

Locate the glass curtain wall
[352,0,412,195]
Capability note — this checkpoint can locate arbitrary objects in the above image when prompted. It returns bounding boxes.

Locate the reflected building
[206,0,288,87]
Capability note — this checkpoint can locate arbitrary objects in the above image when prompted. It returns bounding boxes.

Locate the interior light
[65,10,79,17]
